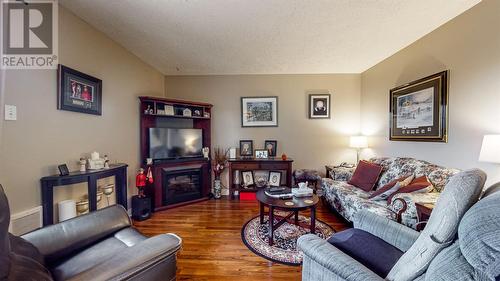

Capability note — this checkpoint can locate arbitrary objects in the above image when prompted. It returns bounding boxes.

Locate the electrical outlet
[5,105,17,121]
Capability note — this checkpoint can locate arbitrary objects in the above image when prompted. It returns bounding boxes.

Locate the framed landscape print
[390,71,448,142]
[309,93,331,119]
[241,96,278,127]
[58,65,102,115]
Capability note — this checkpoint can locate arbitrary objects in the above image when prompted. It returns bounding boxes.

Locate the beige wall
[0,6,164,214]
[165,74,361,192]
[360,0,500,185]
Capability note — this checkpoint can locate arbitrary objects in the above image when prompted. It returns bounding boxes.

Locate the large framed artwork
[58,64,102,115]
[309,93,331,119]
[390,71,448,142]
[241,96,278,127]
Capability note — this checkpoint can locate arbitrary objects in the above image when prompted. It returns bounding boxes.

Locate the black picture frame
[58,64,102,115]
[268,171,282,187]
[264,140,277,157]
[241,170,254,186]
[58,164,69,176]
[241,96,278,127]
[239,140,253,157]
[309,93,331,119]
[389,71,448,142]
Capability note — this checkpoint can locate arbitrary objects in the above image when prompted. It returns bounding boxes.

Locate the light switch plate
[5,105,17,121]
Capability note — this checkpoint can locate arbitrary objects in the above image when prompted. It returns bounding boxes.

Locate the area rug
[241,211,334,265]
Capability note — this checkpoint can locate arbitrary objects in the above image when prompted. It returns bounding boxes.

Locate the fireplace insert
[162,166,203,206]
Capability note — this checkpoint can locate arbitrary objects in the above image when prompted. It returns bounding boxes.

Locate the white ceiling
[60,0,480,75]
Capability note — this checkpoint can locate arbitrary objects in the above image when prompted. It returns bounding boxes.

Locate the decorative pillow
[387,176,433,203]
[369,175,414,201]
[348,161,383,192]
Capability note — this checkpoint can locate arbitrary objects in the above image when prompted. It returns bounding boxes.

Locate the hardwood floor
[134,198,349,281]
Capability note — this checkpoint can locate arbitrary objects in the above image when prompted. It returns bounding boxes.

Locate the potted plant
[212,147,229,199]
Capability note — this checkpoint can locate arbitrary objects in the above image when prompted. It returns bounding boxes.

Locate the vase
[214,179,222,199]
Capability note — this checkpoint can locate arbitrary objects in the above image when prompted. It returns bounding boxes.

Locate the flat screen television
[149,128,203,160]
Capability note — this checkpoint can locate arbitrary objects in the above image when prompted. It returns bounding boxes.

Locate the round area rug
[241,211,334,266]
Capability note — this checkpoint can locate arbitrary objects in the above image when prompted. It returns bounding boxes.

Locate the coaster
[284,201,294,206]
[303,199,314,204]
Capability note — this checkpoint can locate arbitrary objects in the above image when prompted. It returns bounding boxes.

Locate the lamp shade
[479,135,500,163]
[350,136,368,148]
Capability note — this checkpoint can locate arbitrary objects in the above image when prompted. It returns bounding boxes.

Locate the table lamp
[479,135,500,164]
[350,136,368,164]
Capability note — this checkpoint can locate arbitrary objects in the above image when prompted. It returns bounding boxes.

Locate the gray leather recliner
[0,184,182,281]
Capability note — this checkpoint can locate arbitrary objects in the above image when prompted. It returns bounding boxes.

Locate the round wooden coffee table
[256,189,319,246]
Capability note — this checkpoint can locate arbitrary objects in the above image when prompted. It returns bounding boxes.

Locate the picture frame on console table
[389,71,448,142]
[58,64,102,115]
[241,96,278,127]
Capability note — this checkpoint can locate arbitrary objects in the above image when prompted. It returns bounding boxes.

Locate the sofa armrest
[353,209,419,252]
[65,233,182,281]
[23,205,131,262]
[297,234,383,281]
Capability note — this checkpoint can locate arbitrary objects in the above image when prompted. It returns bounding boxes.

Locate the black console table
[40,163,128,226]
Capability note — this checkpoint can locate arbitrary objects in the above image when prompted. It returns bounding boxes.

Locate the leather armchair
[0,184,182,281]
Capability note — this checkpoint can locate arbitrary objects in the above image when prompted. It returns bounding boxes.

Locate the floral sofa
[321,157,460,229]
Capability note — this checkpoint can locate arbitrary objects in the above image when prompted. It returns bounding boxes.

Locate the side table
[415,202,434,231]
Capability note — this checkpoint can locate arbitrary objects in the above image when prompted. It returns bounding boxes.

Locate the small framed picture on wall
[309,93,331,119]
[58,64,102,115]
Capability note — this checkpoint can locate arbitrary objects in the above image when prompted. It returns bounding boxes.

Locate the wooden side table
[415,202,434,231]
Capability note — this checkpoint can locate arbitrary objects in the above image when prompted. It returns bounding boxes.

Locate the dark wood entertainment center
[139,96,212,211]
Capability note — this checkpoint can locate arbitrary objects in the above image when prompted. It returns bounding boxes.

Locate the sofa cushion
[370,175,413,200]
[348,161,383,191]
[50,228,146,281]
[387,176,433,203]
[328,228,403,278]
[322,178,395,223]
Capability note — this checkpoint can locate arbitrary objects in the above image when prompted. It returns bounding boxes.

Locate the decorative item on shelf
[136,168,147,198]
[102,184,115,206]
[479,135,500,164]
[309,92,331,119]
[281,153,287,160]
[241,96,278,127]
[264,140,277,157]
[58,64,102,115]
[165,105,174,115]
[58,200,76,222]
[390,71,448,142]
[144,105,153,114]
[156,109,166,115]
[212,147,229,199]
[241,171,254,187]
[204,112,211,118]
[193,109,202,117]
[239,140,253,157]
[183,108,192,117]
[79,157,86,172]
[268,171,282,187]
[58,164,69,176]
[202,147,210,159]
[254,173,268,188]
[255,149,268,159]
[87,151,105,170]
[76,199,89,215]
[104,155,110,169]
[349,136,368,163]
[146,165,154,184]
[229,148,237,159]
[96,190,103,207]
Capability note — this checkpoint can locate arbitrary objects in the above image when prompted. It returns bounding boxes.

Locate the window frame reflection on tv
[148,127,204,160]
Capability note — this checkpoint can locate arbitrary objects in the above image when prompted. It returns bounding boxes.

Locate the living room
[1,0,499,280]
